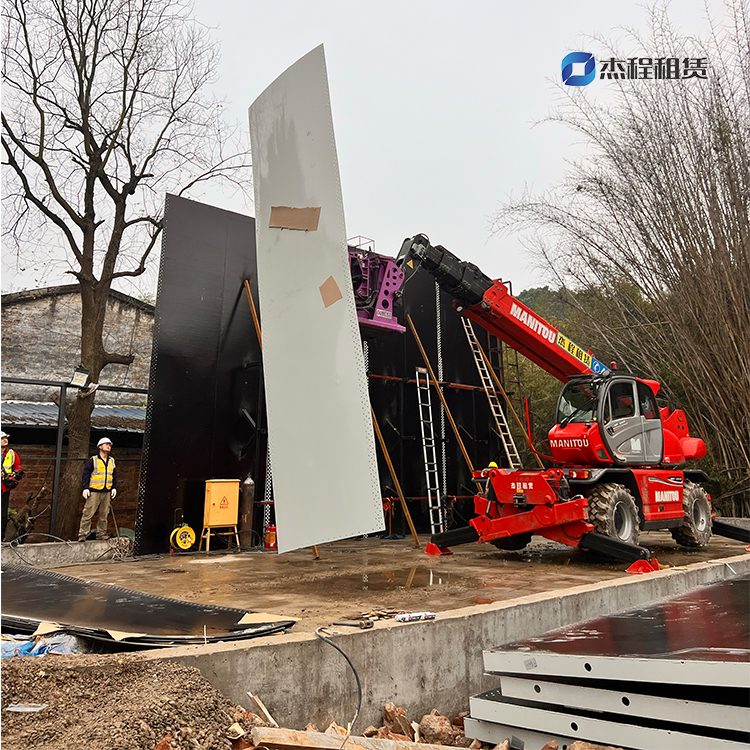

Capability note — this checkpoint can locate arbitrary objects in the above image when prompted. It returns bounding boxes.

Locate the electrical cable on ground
[3,532,78,566]
[104,504,134,560]
[2,531,150,567]
[2,520,265,568]
[235,528,264,550]
[315,626,362,744]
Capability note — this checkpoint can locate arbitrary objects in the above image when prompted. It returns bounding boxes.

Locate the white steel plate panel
[249,46,384,552]
[470,695,747,750]
[464,717,572,750]
[499,675,749,733]
[483,650,750,688]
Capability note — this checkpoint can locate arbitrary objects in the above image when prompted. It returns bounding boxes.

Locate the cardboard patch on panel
[269,206,321,231]
[319,276,343,308]
[107,629,148,641]
[32,621,63,636]
[238,612,298,625]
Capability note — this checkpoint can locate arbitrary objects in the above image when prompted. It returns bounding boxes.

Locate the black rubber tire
[587,483,640,546]
[491,532,532,551]
[670,481,712,548]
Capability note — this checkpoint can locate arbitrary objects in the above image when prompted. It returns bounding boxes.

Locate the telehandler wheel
[491,532,532,551]
[670,481,712,548]
[587,483,640,546]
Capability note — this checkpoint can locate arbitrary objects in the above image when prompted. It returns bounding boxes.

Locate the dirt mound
[1,653,252,749]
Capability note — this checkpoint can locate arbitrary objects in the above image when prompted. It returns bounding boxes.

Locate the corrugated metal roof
[0,401,145,432]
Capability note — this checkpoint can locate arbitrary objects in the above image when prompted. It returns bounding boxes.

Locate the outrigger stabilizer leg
[427,525,659,572]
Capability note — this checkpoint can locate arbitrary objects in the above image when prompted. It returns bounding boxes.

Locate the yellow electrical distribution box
[204,479,240,528]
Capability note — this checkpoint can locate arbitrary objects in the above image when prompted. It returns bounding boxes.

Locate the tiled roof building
[2,284,153,405]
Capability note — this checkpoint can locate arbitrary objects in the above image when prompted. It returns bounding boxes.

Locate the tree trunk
[2,0,252,537]
[4,485,51,542]
[55,395,95,540]
[54,281,104,540]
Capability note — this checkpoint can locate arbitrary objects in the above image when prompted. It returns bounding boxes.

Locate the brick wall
[2,286,153,405]
[7,444,141,540]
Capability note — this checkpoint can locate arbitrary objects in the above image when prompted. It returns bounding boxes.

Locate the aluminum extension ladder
[415,367,445,534]
[460,317,522,470]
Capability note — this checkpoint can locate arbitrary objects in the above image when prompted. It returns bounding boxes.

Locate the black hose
[315,627,363,733]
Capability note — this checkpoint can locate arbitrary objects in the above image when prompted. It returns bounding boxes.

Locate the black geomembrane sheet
[1,564,294,646]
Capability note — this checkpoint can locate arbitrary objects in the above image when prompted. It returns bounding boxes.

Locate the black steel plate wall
[366,269,501,534]
[136,195,265,554]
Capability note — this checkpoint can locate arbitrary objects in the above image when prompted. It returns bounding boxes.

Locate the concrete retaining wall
[145,554,750,731]
[2,539,123,567]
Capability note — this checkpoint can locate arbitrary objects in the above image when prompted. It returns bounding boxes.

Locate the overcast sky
[186,0,712,292]
[2,0,715,294]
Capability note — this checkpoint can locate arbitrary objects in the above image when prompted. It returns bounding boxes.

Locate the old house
[1,285,154,538]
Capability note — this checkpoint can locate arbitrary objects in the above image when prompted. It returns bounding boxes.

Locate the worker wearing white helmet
[77,437,118,542]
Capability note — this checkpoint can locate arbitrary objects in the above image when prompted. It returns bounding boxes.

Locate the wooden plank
[247,692,279,728]
[251,727,452,750]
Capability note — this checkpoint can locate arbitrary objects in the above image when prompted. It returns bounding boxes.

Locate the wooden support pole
[405,565,417,589]
[244,280,263,351]
[406,314,483,493]
[371,406,420,548]
[244,280,320,560]
[476,339,545,469]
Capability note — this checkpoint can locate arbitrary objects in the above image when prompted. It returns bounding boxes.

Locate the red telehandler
[396,234,749,566]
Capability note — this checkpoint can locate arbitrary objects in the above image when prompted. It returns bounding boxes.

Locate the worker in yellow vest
[2,430,23,540]
[77,437,118,542]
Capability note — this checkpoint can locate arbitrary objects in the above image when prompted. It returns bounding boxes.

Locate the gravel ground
[1,653,255,750]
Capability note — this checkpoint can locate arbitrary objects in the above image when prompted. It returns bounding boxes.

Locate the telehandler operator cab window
[557,381,598,426]
[638,381,659,420]
[610,381,636,419]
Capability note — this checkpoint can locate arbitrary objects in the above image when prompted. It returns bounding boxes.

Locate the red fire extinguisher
[264,525,277,550]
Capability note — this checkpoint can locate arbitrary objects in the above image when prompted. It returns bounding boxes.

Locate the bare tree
[2,0,252,538]
[493,3,750,511]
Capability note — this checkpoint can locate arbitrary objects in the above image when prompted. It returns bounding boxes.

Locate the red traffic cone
[425,542,453,556]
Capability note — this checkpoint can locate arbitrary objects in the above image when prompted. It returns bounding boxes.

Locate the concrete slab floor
[49,531,749,633]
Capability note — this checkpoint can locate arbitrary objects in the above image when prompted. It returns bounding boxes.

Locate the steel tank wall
[366,270,503,535]
[136,195,265,555]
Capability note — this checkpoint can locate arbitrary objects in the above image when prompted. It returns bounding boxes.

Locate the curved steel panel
[249,46,383,552]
